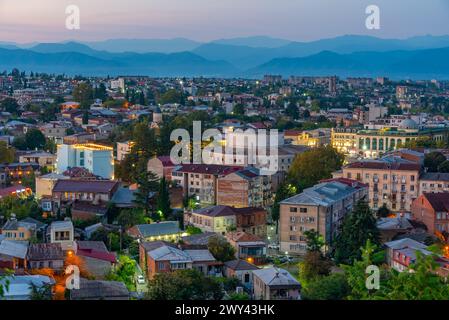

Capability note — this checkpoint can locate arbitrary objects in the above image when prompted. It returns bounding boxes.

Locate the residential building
[223,259,259,290]
[342,161,421,212]
[27,243,64,271]
[1,215,38,241]
[75,241,117,279]
[116,141,134,162]
[147,156,175,180]
[184,206,237,235]
[252,267,301,300]
[48,219,74,251]
[69,279,129,300]
[18,152,56,170]
[172,164,242,204]
[128,221,182,242]
[226,231,267,265]
[419,173,449,195]
[411,192,449,237]
[56,143,114,180]
[0,239,29,270]
[217,167,272,208]
[35,173,70,199]
[280,178,368,254]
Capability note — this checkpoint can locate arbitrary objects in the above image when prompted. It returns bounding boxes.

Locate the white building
[110,78,125,92]
[49,219,74,251]
[56,143,114,180]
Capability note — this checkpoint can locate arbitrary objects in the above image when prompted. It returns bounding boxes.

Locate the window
[300,208,308,213]
[289,207,298,213]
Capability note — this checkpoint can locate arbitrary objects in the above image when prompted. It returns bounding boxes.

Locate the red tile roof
[158,156,175,167]
[423,193,449,212]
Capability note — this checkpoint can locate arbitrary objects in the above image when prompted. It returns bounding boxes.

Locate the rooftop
[53,180,118,193]
[423,192,449,212]
[345,161,421,171]
[252,267,301,288]
[135,221,180,238]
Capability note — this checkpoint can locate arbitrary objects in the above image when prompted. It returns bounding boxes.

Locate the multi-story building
[341,161,421,212]
[411,192,449,237]
[279,178,368,254]
[56,143,114,180]
[147,156,175,181]
[48,219,74,251]
[284,129,331,148]
[39,122,69,144]
[331,127,360,155]
[172,164,242,204]
[217,167,271,208]
[419,173,449,195]
[18,152,56,170]
[226,231,267,265]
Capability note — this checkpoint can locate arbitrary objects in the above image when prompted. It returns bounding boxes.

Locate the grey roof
[377,217,413,230]
[0,240,29,259]
[136,221,180,238]
[20,217,46,230]
[28,243,64,261]
[183,249,216,262]
[224,259,259,271]
[76,241,108,252]
[182,232,221,245]
[70,279,129,300]
[252,267,301,287]
[420,172,449,182]
[111,186,137,205]
[50,220,74,232]
[280,181,361,207]
[384,238,428,250]
[148,245,191,262]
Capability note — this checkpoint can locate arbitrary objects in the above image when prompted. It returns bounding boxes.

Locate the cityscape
[1,0,449,306]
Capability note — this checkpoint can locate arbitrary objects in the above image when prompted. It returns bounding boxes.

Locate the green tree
[106,255,136,291]
[133,171,160,215]
[156,177,171,220]
[334,200,380,264]
[233,103,244,116]
[14,129,46,150]
[73,82,93,108]
[207,236,236,262]
[301,273,350,300]
[82,110,89,125]
[288,146,344,190]
[424,152,446,172]
[117,208,146,229]
[376,204,391,218]
[286,103,299,120]
[271,183,297,229]
[186,225,203,235]
[437,160,449,173]
[30,283,52,300]
[0,141,15,163]
[303,229,325,253]
[146,269,223,300]
[0,97,19,114]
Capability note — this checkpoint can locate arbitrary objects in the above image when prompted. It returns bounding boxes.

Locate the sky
[0,0,448,43]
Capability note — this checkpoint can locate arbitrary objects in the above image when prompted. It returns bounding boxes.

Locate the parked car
[268,243,280,250]
[137,275,145,284]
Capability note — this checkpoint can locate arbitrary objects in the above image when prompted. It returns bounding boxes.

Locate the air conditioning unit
[236,287,244,294]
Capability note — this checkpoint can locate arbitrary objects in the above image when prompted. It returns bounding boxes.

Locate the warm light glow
[73,143,113,151]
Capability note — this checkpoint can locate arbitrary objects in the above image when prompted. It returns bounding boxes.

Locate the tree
[271,183,297,229]
[30,283,52,300]
[301,273,350,300]
[233,103,244,116]
[333,200,380,264]
[424,152,446,172]
[133,171,160,215]
[106,255,136,291]
[303,229,325,253]
[0,141,15,163]
[158,89,184,105]
[376,204,391,218]
[15,129,46,150]
[288,146,344,190]
[437,160,449,173]
[117,208,146,229]
[156,177,171,220]
[286,103,299,120]
[0,97,19,114]
[146,269,223,300]
[207,236,236,262]
[82,110,89,125]
[72,82,93,107]
[186,225,203,235]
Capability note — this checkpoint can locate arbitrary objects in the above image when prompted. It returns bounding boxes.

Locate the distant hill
[0,47,237,77]
[247,47,449,79]
[83,38,202,53]
[211,36,292,48]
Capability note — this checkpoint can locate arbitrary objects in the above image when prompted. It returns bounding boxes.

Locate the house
[128,221,182,242]
[0,185,33,200]
[0,275,55,300]
[71,202,108,221]
[252,267,301,300]
[184,206,237,235]
[280,178,368,254]
[0,162,40,182]
[27,243,64,271]
[140,241,220,279]
[18,151,56,170]
[1,215,38,241]
[35,173,69,199]
[116,141,134,162]
[69,279,129,300]
[48,219,74,251]
[181,232,223,246]
[226,232,267,265]
[52,180,119,209]
[74,241,117,279]
[411,192,449,238]
[110,186,138,209]
[0,239,29,270]
[224,259,259,290]
[147,156,175,180]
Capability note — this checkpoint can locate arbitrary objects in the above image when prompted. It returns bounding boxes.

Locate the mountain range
[1,35,449,79]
